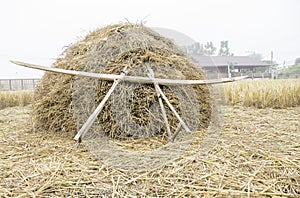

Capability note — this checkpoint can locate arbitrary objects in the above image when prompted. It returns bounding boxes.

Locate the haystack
[33,23,211,140]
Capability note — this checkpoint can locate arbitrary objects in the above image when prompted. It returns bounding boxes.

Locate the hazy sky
[1,0,299,78]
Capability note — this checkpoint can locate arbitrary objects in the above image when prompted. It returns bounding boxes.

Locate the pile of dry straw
[33,23,211,140]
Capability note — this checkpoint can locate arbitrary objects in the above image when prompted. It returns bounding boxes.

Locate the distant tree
[193,42,205,55]
[218,41,233,56]
[203,42,216,56]
[282,64,300,74]
[183,42,205,55]
[295,57,300,65]
[184,41,234,56]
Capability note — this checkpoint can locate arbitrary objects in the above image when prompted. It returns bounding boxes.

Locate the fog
[0,0,299,78]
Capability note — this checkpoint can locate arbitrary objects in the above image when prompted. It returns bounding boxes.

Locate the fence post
[9,79,12,90]
[21,79,24,90]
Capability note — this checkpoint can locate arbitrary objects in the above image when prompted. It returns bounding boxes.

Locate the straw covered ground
[1,104,299,197]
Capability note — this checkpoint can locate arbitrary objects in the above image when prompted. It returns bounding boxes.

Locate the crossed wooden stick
[11,60,247,143]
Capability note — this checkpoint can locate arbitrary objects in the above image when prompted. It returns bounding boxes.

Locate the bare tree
[203,42,216,56]
[218,41,233,56]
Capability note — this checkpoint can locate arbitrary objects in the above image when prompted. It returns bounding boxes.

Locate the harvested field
[1,104,299,197]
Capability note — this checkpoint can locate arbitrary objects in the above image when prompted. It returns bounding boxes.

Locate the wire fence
[0,79,40,91]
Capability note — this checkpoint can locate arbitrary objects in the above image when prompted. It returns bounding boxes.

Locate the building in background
[191,55,271,79]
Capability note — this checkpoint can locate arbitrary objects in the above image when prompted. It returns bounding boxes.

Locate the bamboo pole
[144,69,192,139]
[73,69,128,142]
[146,66,172,140]
[171,123,182,142]
[10,60,248,86]
[156,84,191,136]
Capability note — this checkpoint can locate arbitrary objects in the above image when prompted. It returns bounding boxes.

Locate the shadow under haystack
[33,23,211,140]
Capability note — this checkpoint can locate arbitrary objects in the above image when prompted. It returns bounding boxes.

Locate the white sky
[0,0,299,78]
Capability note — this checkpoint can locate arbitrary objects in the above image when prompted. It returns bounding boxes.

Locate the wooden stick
[10,60,248,86]
[157,87,191,137]
[73,70,128,142]
[171,122,182,142]
[146,66,172,140]
[146,71,192,139]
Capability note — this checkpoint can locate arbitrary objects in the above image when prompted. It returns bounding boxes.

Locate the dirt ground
[0,105,299,197]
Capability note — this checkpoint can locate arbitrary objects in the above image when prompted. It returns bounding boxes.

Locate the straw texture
[33,23,211,140]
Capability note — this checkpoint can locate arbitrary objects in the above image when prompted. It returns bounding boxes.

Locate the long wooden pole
[171,122,182,142]
[145,70,192,138]
[146,66,172,140]
[73,69,128,142]
[10,60,248,86]
[156,83,191,134]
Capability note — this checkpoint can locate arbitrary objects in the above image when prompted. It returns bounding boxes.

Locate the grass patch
[223,79,300,108]
[0,90,34,109]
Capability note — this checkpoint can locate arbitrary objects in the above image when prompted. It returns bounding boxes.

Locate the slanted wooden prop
[11,60,248,143]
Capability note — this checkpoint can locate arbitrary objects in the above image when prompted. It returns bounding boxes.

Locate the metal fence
[0,79,40,91]
[277,73,300,79]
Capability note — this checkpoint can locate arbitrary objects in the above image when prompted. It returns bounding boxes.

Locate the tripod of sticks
[11,60,248,143]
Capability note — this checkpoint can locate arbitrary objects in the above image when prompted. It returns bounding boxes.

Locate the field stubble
[0,103,299,197]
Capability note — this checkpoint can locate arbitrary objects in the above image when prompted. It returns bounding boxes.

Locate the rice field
[1,79,299,110]
[0,90,33,110]
[223,79,300,108]
[0,79,299,197]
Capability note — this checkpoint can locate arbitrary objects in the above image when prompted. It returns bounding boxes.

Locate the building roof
[191,55,270,68]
